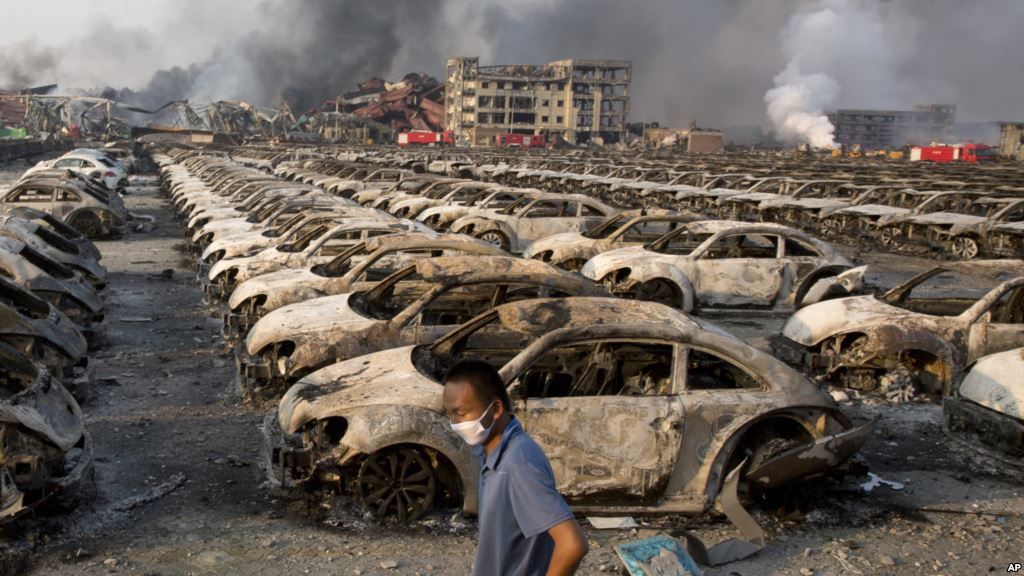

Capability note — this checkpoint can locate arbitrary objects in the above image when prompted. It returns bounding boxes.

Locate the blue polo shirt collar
[481,416,521,473]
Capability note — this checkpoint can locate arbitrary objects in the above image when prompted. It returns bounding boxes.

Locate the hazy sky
[2,0,1021,131]
[4,1,167,41]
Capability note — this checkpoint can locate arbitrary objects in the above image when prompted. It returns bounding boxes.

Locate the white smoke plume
[765,63,839,148]
[765,0,848,148]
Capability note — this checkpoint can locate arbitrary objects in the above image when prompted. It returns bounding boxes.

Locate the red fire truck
[496,133,546,148]
[909,143,997,163]
[397,131,454,146]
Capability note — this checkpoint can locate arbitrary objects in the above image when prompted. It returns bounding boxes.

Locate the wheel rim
[357,447,436,523]
[879,227,899,247]
[820,219,837,238]
[478,231,507,249]
[635,280,678,307]
[951,237,978,260]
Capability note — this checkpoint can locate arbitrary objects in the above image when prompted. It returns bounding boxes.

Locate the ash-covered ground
[0,153,1020,576]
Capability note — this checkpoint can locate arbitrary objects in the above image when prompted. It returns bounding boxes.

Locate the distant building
[999,122,1024,160]
[827,104,956,148]
[444,57,631,146]
[643,126,723,153]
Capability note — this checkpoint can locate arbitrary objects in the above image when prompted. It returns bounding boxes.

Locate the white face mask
[450,400,497,446]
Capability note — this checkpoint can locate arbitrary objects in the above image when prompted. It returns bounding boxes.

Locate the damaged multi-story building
[444,57,631,146]
[827,104,956,149]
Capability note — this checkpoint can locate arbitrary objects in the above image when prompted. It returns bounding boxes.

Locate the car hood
[522,231,590,259]
[278,345,439,434]
[761,198,849,210]
[202,233,275,261]
[581,245,671,280]
[959,347,1024,420]
[208,246,295,282]
[836,205,910,218]
[246,293,376,354]
[0,372,84,451]
[0,304,87,361]
[724,192,782,203]
[229,267,329,310]
[782,295,931,346]
[901,212,986,227]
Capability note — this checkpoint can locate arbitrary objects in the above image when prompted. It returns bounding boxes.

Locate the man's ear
[492,398,507,420]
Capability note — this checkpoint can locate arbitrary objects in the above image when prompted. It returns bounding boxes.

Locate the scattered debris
[860,473,905,493]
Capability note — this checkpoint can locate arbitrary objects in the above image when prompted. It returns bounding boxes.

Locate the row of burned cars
[155,144,1023,525]
[473,158,1024,262]
[0,145,137,522]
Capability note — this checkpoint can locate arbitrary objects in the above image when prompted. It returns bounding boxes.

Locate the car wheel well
[348,443,464,517]
[726,417,815,473]
[794,265,850,305]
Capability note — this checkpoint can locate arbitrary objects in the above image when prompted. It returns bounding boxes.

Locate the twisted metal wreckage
[0,73,446,145]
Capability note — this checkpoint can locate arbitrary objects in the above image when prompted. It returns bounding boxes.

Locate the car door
[511,340,685,503]
[53,187,83,219]
[779,235,832,301]
[579,203,609,233]
[966,284,1024,363]
[690,233,786,308]
[671,346,776,495]
[514,200,582,247]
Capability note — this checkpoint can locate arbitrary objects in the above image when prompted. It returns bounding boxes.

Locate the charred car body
[268,298,869,522]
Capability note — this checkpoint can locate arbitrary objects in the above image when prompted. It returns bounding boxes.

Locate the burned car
[944,347,1023,457]
[269,297,869,522]
[940,198,1024,260]
[204,218,429,302]
[878,195,1023,258]
[772,262,1024,400]
[0,341,92,520]
[524,209,700,271]
[224,233,507,342]
[1,175,128,238]
[449,193,622,252]
[4,206,102,262]
[986,221,1024,259]
[415,188,541,232]
[386,182,498,219]
[0,216,106,288]
[241,256,608,396]
[0,276,90,386]
[0,237,104,330]
[582,221,864,312]
[199,208,379,270]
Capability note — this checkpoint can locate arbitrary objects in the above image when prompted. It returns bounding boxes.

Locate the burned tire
[68,212,103,238]
[950,236,980,260]
[356,446,436,523]
[818,218,839,239]
[634,279,681,309]
[878,226,901,249]
[476,230,510,251]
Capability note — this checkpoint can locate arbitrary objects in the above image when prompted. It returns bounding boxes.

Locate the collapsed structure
[444,57,631,146]
[827,104,956,148]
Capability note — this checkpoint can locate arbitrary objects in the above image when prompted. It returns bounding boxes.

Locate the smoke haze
[0,0,1021,130]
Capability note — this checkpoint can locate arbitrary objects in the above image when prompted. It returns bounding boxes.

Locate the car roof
[488,297,712,339]
[414,255,590,285]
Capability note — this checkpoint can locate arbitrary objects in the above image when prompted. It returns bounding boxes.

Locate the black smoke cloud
[1,0,1022,127]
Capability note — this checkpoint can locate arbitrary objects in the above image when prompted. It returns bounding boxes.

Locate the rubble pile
[332,73,445,133]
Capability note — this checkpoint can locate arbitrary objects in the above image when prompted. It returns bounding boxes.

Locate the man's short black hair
[443,359,513,414]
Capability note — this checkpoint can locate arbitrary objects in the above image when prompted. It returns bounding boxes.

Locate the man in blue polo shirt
[442,359,588,576]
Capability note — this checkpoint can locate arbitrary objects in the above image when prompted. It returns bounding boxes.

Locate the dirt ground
[0,152,1021,576]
